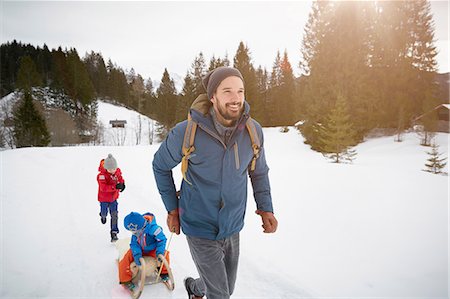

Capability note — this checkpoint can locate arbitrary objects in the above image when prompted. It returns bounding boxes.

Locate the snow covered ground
[97,101,156,146]
[1,101,448,299]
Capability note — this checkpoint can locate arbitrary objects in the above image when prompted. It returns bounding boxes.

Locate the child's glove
[116,183,126,192]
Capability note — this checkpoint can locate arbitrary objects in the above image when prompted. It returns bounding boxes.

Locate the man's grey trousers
[186,233,240,299]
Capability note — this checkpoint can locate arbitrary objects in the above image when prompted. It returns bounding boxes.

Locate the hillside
[1,101,448,298]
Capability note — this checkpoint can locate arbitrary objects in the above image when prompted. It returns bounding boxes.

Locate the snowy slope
[97,100,156,146]
[1,103,448,298]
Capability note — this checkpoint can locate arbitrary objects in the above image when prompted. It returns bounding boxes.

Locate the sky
[1,1,449,83]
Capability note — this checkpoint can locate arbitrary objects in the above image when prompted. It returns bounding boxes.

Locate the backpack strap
[181,114,260,182]
[181,113,197,185]
[245,117,261,172]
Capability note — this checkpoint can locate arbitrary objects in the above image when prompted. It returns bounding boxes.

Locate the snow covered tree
[319,95,357,163]
[423,141,447,175]
[13,92,51,147]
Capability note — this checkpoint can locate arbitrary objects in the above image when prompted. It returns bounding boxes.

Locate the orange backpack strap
[245,117,261,172]
[181,113,197,185]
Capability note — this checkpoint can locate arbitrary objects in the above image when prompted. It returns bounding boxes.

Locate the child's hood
[98,159,106,172]
[98,159,121,176]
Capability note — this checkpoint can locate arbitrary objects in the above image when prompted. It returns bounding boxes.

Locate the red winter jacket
[97,159,125,202]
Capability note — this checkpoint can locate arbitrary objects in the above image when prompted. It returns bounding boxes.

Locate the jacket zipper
[234,142,240,169]
[198,123,227,148]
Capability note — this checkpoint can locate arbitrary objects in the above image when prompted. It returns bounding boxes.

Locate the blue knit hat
[124,212,145,232]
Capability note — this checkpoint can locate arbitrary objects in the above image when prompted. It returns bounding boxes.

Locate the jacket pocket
[234,142,240,170]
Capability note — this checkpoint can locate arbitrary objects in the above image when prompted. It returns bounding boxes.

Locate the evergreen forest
[1,0,448,150]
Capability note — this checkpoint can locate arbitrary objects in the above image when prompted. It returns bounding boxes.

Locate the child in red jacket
[97,154,125,242]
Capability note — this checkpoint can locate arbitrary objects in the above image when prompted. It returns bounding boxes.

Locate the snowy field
[1,102,448,299]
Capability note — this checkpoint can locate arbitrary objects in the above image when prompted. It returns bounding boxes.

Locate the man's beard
[216,101,243,122]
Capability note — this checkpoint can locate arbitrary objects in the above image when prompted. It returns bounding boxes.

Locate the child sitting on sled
[119,212,171,290]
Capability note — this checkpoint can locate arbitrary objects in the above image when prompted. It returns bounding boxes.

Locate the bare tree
[92,121,105,145]
[134,115,142,145]
[148,119,154,145]
[1,94,19,148]
[113,127,127,146]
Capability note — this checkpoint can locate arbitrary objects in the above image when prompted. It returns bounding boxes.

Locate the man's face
[211,76,245,125]
[107,168,116,174]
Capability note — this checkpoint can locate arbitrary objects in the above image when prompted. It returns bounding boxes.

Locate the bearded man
[153,67,278,299]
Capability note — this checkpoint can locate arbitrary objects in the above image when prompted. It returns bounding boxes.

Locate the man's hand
[255,210,278,233]
[167,209,180,235]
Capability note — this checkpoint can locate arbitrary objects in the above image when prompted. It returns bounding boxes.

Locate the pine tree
[369,0,438,130]
[279,50,296,125]
[417,101,438,146]
[319,95,357,163]
[190,53,207,97]
[36,44,52,86]
[130,74,145,111]
[84,51,108,97]
[177,71,196,123]
[267,51,282,126]
[233,42,261,122]
[255,66,269,125]
[300,1,373,149]
[16,55,42,92]
[145,77,155,97]
[208,54,230,71]
[13,92,51,147]
[66,49,95,106]
[423,141,447,175]
[156,68,178,129]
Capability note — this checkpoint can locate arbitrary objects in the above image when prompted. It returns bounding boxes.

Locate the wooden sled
[116,238,175,299]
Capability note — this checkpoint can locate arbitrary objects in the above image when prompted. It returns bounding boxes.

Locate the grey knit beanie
[103,154,117,170]
[202,67,244,100]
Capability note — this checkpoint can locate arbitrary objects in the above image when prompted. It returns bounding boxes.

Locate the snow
[97,101,156,146]
[1,101,448,299]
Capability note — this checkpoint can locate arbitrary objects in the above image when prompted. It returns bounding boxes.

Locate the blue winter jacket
[129,213,167,266]
[153,94,273,240]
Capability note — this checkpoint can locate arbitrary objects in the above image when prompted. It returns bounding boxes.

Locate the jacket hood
[143,212,157,226]
[98,159,106,172]
[98,159,121,176]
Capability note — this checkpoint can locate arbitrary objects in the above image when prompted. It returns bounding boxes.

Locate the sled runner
[115,238,175,299]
